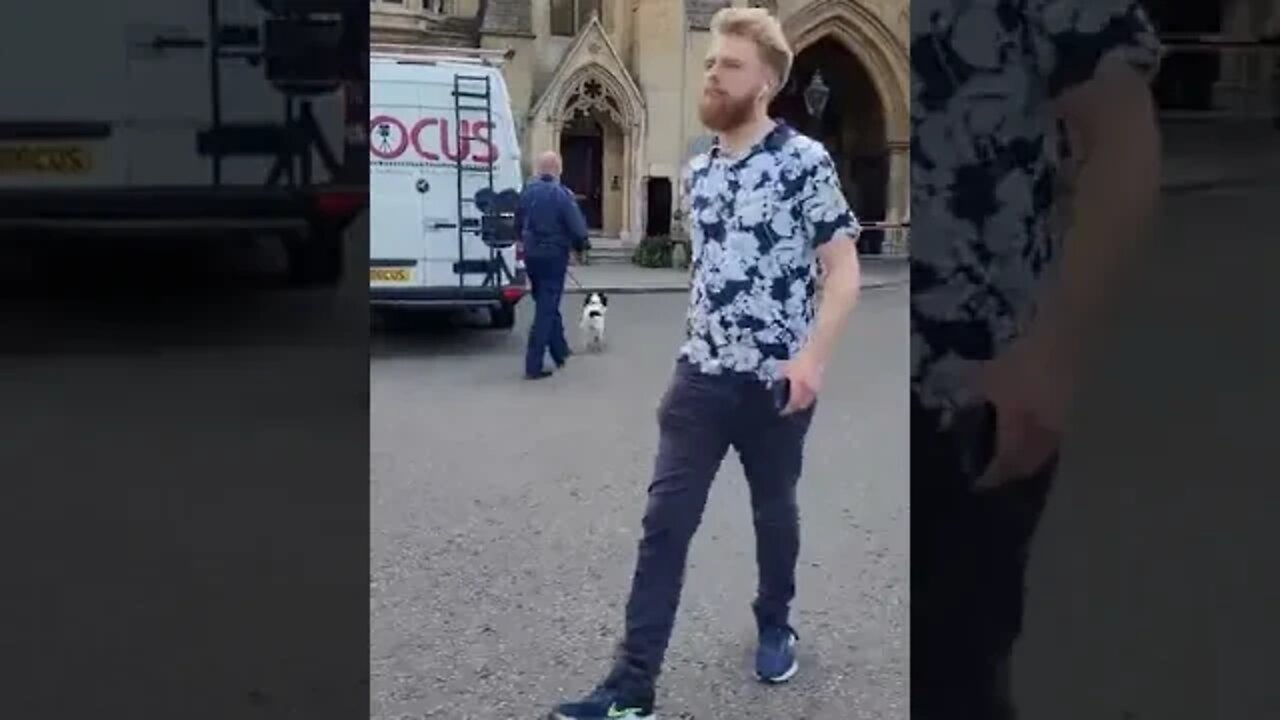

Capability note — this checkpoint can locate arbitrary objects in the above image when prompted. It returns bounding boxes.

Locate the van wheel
[286,230,343,287]
[490,303,516,329]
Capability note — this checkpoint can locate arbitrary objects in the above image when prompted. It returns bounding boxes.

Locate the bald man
[515,150,590,379]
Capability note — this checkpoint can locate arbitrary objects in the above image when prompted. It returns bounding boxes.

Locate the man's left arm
[782,151,862,414]
[805,227,861,365]
[976,0,1161,482]
[801,150,862,364]
[1036,14,1162,359]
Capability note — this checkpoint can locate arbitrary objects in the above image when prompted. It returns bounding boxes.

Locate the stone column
[884,138,909,254]
[622,123,635,244]
[631,120,647,245]
[530,115,559,178]
[620,130,632,243]
[546,116,561,156]
[1214,0,1263,114]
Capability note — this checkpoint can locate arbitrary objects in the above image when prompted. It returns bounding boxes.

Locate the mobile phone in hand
[948,400,998,488]
[772,378,791,414]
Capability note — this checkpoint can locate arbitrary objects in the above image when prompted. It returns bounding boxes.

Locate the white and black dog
[579,291,608,352]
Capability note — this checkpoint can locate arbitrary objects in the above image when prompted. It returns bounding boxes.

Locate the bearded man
[548,7,864,720]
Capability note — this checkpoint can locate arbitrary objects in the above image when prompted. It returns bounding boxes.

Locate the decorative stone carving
[561,71,629,127]
[525,17,648,242]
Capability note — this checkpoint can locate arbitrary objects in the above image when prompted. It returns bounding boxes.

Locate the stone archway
[553,68,637,235]
[781,0,910,248]
[530,54,647,243]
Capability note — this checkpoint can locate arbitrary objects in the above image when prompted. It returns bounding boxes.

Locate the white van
[369,45,527,328]
[0,0,366,286]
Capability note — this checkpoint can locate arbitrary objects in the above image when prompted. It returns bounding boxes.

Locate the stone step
[583,246,633,264]
[586,252,632,262]
[586,236,658,265]
[587,235,627,247]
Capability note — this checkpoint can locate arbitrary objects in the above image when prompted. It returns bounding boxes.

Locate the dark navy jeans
[608,360,815,690]
[911,392,1056,720]
[524,253,570,376]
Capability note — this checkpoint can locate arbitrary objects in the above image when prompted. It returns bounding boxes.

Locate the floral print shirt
[678,122,861,381]
[911,0,1161,410]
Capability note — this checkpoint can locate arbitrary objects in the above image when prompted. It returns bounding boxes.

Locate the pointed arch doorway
[526,14,648,243]
[554,73,634,236]
[560,109,608,231]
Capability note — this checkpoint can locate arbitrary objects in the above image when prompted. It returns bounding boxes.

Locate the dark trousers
[609,360,815,689]
[911,393,1056,720]
[524,254,570,376]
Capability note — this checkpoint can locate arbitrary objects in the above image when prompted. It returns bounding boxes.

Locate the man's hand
[779,349,824,415]
[972,330,1073,489]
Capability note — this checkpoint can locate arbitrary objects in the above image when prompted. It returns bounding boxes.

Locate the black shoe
[524,370,553,380]
[549,683,655,720]
[555,350,573,368]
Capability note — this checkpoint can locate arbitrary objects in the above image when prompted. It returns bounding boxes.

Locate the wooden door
[560,129,603,230]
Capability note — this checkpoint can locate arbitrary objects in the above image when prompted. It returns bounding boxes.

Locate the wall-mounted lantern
[803,70,830,119]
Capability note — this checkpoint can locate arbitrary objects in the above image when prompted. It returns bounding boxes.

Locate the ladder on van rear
[201,0,356,187]
[450,72,517,290]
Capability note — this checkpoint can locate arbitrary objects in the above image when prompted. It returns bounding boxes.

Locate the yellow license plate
[370,267,411,282]
[0,145,92,174]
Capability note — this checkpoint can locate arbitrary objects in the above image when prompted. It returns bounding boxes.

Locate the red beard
[698,89,754,133]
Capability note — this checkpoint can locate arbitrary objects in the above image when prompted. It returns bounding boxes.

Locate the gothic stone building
[371,0,909,250]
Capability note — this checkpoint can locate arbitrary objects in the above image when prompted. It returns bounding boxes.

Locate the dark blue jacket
[516,174,589,258]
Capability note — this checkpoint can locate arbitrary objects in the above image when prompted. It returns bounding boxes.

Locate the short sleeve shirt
[678,123,861,381]
[911,0,1160,409]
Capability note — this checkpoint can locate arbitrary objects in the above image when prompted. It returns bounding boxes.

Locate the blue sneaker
[550,683,655,720]
[756,624,799,683]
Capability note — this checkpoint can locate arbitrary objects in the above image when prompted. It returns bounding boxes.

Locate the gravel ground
[371,286,909,719]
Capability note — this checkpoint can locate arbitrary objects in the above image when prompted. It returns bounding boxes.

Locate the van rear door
[124,0,218,186]
[0,1,129,188]
[369,58,437,290]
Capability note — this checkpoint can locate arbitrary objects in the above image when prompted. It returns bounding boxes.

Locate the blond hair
[709,7,793,93]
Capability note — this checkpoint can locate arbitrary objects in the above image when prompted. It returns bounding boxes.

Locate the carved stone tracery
[559,71,630,129]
